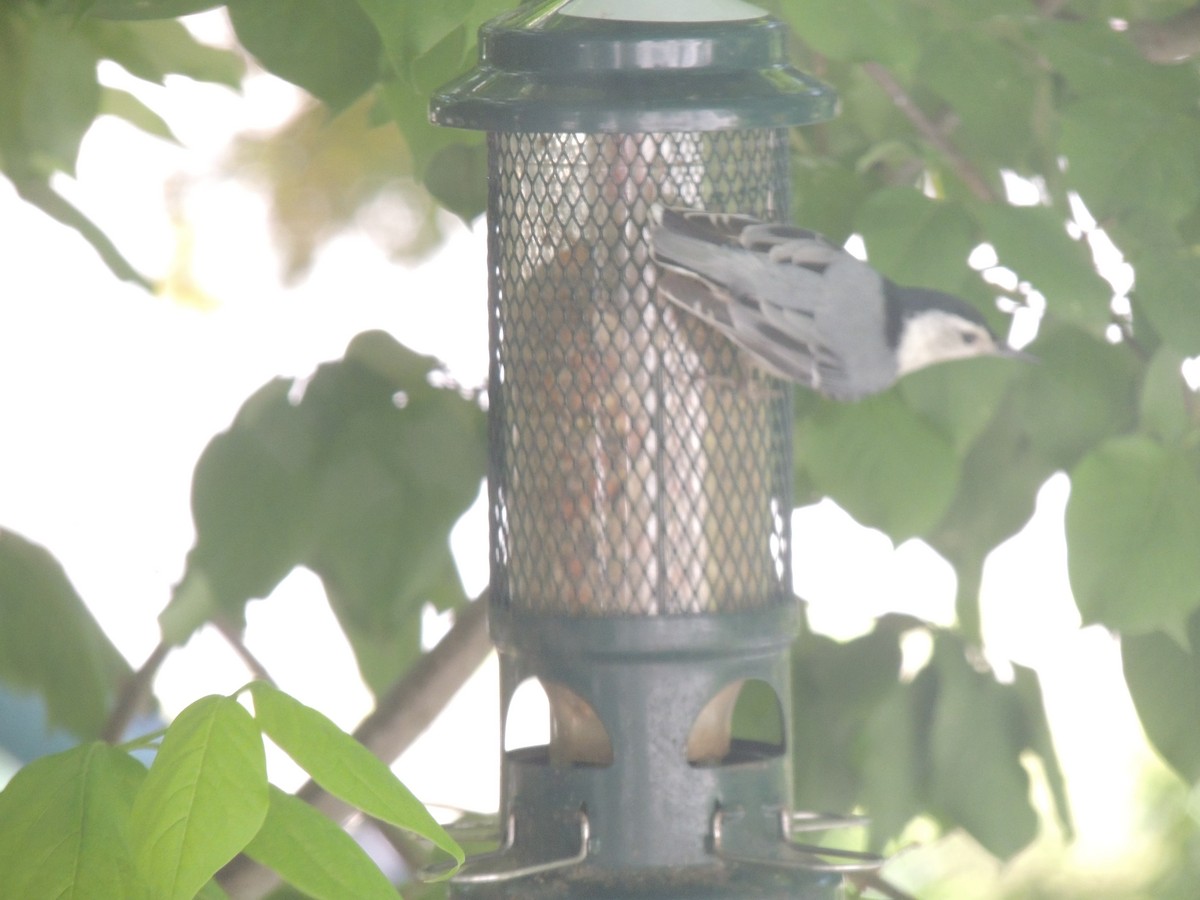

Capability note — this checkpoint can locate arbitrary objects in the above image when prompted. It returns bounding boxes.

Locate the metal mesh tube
[488,129,792,616]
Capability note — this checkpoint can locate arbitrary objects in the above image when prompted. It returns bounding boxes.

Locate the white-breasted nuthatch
[649,206,1028,401]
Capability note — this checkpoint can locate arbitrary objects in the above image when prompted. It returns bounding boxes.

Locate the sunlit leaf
[248,681,464,869]
[244,786,401,900]
[0,742,147,898]
[130,695,268,900]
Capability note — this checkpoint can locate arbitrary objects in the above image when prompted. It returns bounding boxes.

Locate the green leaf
[226,0,382,109]
[424,141,489,223]
[0,529,132,738]
[17,15,101,174]
[1134,250,1200,356]
[924,641,1038,858]
[1140,346,1196,443]
[248,682,464,869]
[0,742,148,898]
[790,618,908,816]
[1122,612,1200,783]
[1060,97,1200,225]
[165,334,485,681]
[84,19,244,88]
[799,392,959,540]
[972,203,1113,332]
[4,173,152,287]
[76,0,225,19]
[130,695,268,900]
[1007,322,1139,468]
[1067,435,1200,632]
[244,786,401,900]
[100,86,179,143]
[777,0,924,67]
[176,378,317,621]
[357,0,511,80]
[899,355,1021,453]
[854,189,980,298]
[918,28,1040,166]
[1034,18,1200,112]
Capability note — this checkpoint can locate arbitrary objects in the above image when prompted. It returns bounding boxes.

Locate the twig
[217,592,493,898]
[861,62,998,203]
[214,616,277,684]
[102,640,171,744]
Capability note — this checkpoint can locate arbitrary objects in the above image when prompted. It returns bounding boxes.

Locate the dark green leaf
[1122,612,1200,782]
[0,742,147,897]
[249,682,464,868]
[1067,435,1200,632]
[130,695,268,900]
[18,16,101,174]
[790,617,909,816]
[379,74,483,178]
[244,786,401,900]
[226,0,382,109]
[0,529,132,738]
[424,141,489,223]
[859,676,924,847]
[178,378,317,620]
[924,641,1038,858]
[799,392,959,540]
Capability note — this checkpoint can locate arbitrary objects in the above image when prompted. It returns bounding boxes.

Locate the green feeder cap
[429,0,837,134]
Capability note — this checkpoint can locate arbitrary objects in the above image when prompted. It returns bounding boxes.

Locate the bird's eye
[960,330,979,345]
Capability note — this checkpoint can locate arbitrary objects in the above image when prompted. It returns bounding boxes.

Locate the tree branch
[861,62,998,203]
[1130,3,1200,63]
[101,639,171,744]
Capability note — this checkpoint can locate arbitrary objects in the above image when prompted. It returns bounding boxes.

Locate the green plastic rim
[429,2,837,134]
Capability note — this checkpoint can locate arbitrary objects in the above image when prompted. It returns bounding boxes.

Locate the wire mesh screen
[487,130,792,616]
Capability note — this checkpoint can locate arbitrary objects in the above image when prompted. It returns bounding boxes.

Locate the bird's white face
[895,309,1005,376]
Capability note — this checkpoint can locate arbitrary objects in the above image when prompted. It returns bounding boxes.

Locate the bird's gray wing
[649,207,866,394]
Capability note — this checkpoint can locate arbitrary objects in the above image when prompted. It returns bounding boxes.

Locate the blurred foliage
[3,0,1200,896]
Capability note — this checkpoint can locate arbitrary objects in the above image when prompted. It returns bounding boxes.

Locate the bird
[648,206,1028,401]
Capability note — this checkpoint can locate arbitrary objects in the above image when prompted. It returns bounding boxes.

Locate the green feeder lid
[429,0,837,134]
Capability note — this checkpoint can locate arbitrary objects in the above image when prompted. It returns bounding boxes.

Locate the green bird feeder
[429,1,880,896]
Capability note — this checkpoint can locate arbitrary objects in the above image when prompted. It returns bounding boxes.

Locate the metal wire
[487,130,792,616]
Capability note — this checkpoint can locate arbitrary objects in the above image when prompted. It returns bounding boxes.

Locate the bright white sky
[0,8,1166,875]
